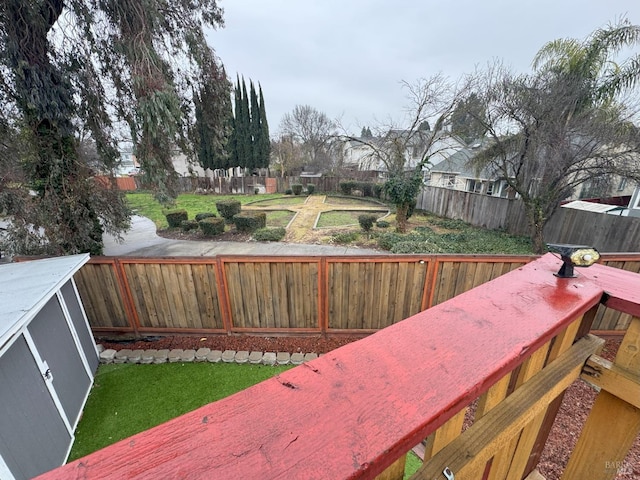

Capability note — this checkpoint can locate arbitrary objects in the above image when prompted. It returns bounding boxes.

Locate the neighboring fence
[417,185,640,252]
[416,185,528,233]
[73,253,640,337]
[118,175,379,195]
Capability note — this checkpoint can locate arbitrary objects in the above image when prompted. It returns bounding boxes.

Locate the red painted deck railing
[38,254,640,479]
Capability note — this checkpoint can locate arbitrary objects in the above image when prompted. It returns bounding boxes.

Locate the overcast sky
[207,1,640,136]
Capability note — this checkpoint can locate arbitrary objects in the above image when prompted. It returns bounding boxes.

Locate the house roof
[0,254,90,349]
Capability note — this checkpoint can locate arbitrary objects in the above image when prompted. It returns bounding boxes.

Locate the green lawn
[126,192,284,228]
[325,196,385,207]
[317,210,388,227]
[71,361,423,477]
[70,362,292,461]
[247,196,307,206]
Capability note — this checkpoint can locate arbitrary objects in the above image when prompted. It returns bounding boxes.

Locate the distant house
[427,142,517,198]
[341,130,466,175]
[428,140,639,204]
[627,186,640,218]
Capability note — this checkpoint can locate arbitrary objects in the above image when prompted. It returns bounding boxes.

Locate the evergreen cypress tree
[192,61,232,172]
[240,78,252,169]
[228,76,242,167]
[258,84,271,168]
[249,81,261,170]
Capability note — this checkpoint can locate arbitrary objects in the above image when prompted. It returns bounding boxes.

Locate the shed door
[28,296,91,428]
[60,280,99,373]
[0,336,71,480]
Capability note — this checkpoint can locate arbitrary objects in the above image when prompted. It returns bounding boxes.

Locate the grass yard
[70,362,292,461]
[248,196,308,206]
[264,209,296,227]
[70,361,424,477]
[127,192,533,254]
[316,210,388,228]
[325,196,385,207]
[126,192,284,228]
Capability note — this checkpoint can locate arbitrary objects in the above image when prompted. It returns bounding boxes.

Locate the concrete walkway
[103,215,384,257]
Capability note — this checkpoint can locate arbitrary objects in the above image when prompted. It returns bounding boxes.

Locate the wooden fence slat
[78,254,638,336]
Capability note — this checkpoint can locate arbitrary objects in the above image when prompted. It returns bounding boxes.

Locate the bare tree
[271,135,304,177]
[340,74,468,232]
[279,105,337,171]
[470,64,640,253]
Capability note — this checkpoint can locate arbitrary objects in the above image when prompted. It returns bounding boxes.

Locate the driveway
[102,215,384,257]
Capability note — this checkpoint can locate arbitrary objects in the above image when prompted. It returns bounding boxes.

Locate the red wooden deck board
[580,262,640,318]
[37,254,606,480]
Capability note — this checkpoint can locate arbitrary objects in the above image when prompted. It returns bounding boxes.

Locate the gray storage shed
[0,254,98,480]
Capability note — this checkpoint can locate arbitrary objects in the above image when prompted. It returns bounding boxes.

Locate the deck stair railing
[37,253,640,480]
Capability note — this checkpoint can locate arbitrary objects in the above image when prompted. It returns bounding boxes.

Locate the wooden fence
[417,185,640,252]
[73,253,640,337]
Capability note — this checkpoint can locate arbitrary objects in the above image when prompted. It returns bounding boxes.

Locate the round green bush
[181,220,199,232]
[376,220,390,228]
[339,181,357,195]
[253,227,286,242]
[358,214,378,232]
[165,209,188,228]
[195,212,217,222]
[306,184,316,195]
[199,217,225,236]
[285,188,293,195]
[215,200,241,223]
[291,183,303,195]
[233,211,267,233]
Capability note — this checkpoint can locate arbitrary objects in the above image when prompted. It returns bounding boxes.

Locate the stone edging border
[97,344,318,366]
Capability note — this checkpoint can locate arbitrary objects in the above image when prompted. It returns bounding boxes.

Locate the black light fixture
[547,243,600,278]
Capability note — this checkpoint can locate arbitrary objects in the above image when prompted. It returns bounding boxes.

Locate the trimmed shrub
[331,232,359,244]
[165,209,188,228]
[181,220,199,232]
[376,220,390,228]
[254,188,259,194]
[285,188,293,195]
[233,211,267,233]
[339,181,357,195]
[291,183,303,195]
[253,227,286,242]
[195,212,217,222]
[358,214,378,232]
[357,181,374,197]
[373,183,384,199]
[306,184,316,195]
[215,200,241,223]
[199,217,225,236]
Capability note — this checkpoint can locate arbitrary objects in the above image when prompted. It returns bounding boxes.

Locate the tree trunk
[396,203,409,233]
[527,205,547,254]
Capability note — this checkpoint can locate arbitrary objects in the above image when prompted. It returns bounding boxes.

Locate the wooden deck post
[562,316,640,480]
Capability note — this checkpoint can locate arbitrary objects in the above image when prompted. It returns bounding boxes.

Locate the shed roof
[561,200,624,213]
[0,254,90,349]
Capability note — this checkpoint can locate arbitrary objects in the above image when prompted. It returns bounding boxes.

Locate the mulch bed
[96,335,638,479]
